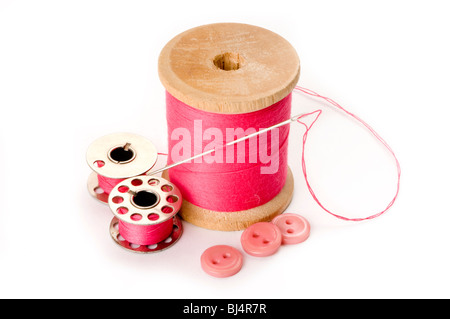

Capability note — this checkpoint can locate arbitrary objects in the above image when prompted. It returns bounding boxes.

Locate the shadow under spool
[158,23,300,231]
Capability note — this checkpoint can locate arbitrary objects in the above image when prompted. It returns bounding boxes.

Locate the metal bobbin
[108,175,183,253]
[86,132,158,204]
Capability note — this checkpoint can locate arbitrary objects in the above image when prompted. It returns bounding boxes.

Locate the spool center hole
[132,191,159,208]
[109,146,134,163]
[213,52,245,71]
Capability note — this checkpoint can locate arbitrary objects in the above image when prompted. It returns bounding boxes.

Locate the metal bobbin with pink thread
[86,132,158,204]
[108,175,183,253]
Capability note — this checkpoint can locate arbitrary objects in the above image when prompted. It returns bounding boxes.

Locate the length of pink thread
[294,86,401,221]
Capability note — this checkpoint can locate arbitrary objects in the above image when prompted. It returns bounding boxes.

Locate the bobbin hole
[94,186,104,194]
[132,191,159,209]
[112,196,124,204]
[131,178,143,186]
[148,178,160,186]
[118,186,129,193]
[166,195,178,203]
[131,213,142,221]
[161,184,173,192]
[117,207,128,215]
[161,206,174,214]
[213,52,245,71]
[93,160,105,168]
[108,145,135,164]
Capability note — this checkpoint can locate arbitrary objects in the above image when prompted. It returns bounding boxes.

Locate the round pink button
[271,213,310,245]
[240,222,282,257]
[201,245,243,278]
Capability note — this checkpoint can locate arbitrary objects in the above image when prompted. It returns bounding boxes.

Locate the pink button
[271,213,310,245]
[201,245,243,278]
[240,222,282,257]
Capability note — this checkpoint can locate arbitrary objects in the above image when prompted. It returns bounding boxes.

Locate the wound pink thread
[166,91,291,212]
[294,86,401,221]
[97,174,125,195]
[118,219,173,246]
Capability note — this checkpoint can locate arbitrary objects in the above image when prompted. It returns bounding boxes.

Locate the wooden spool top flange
[158,23,300,114]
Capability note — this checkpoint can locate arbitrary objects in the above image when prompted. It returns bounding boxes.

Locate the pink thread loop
[294,86,401,221]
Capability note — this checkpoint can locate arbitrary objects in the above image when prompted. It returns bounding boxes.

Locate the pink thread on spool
[165,92,291,212]
[108,175,183,253]
[158,23,300,231]
[86,132,158,204]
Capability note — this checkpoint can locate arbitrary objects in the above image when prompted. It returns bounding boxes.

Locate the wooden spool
[158,22,300,231]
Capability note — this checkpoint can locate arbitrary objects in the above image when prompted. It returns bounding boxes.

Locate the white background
[0,0,449,299]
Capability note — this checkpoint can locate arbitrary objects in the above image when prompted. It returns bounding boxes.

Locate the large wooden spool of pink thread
[158,23,300,231]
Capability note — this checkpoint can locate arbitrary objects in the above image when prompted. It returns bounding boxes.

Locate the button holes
[252,233,260,238]
[285,219,293,225]
[223,253,231,259]
[212,259,220,265]
[287,229,294,234]
[262,239,270,244]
